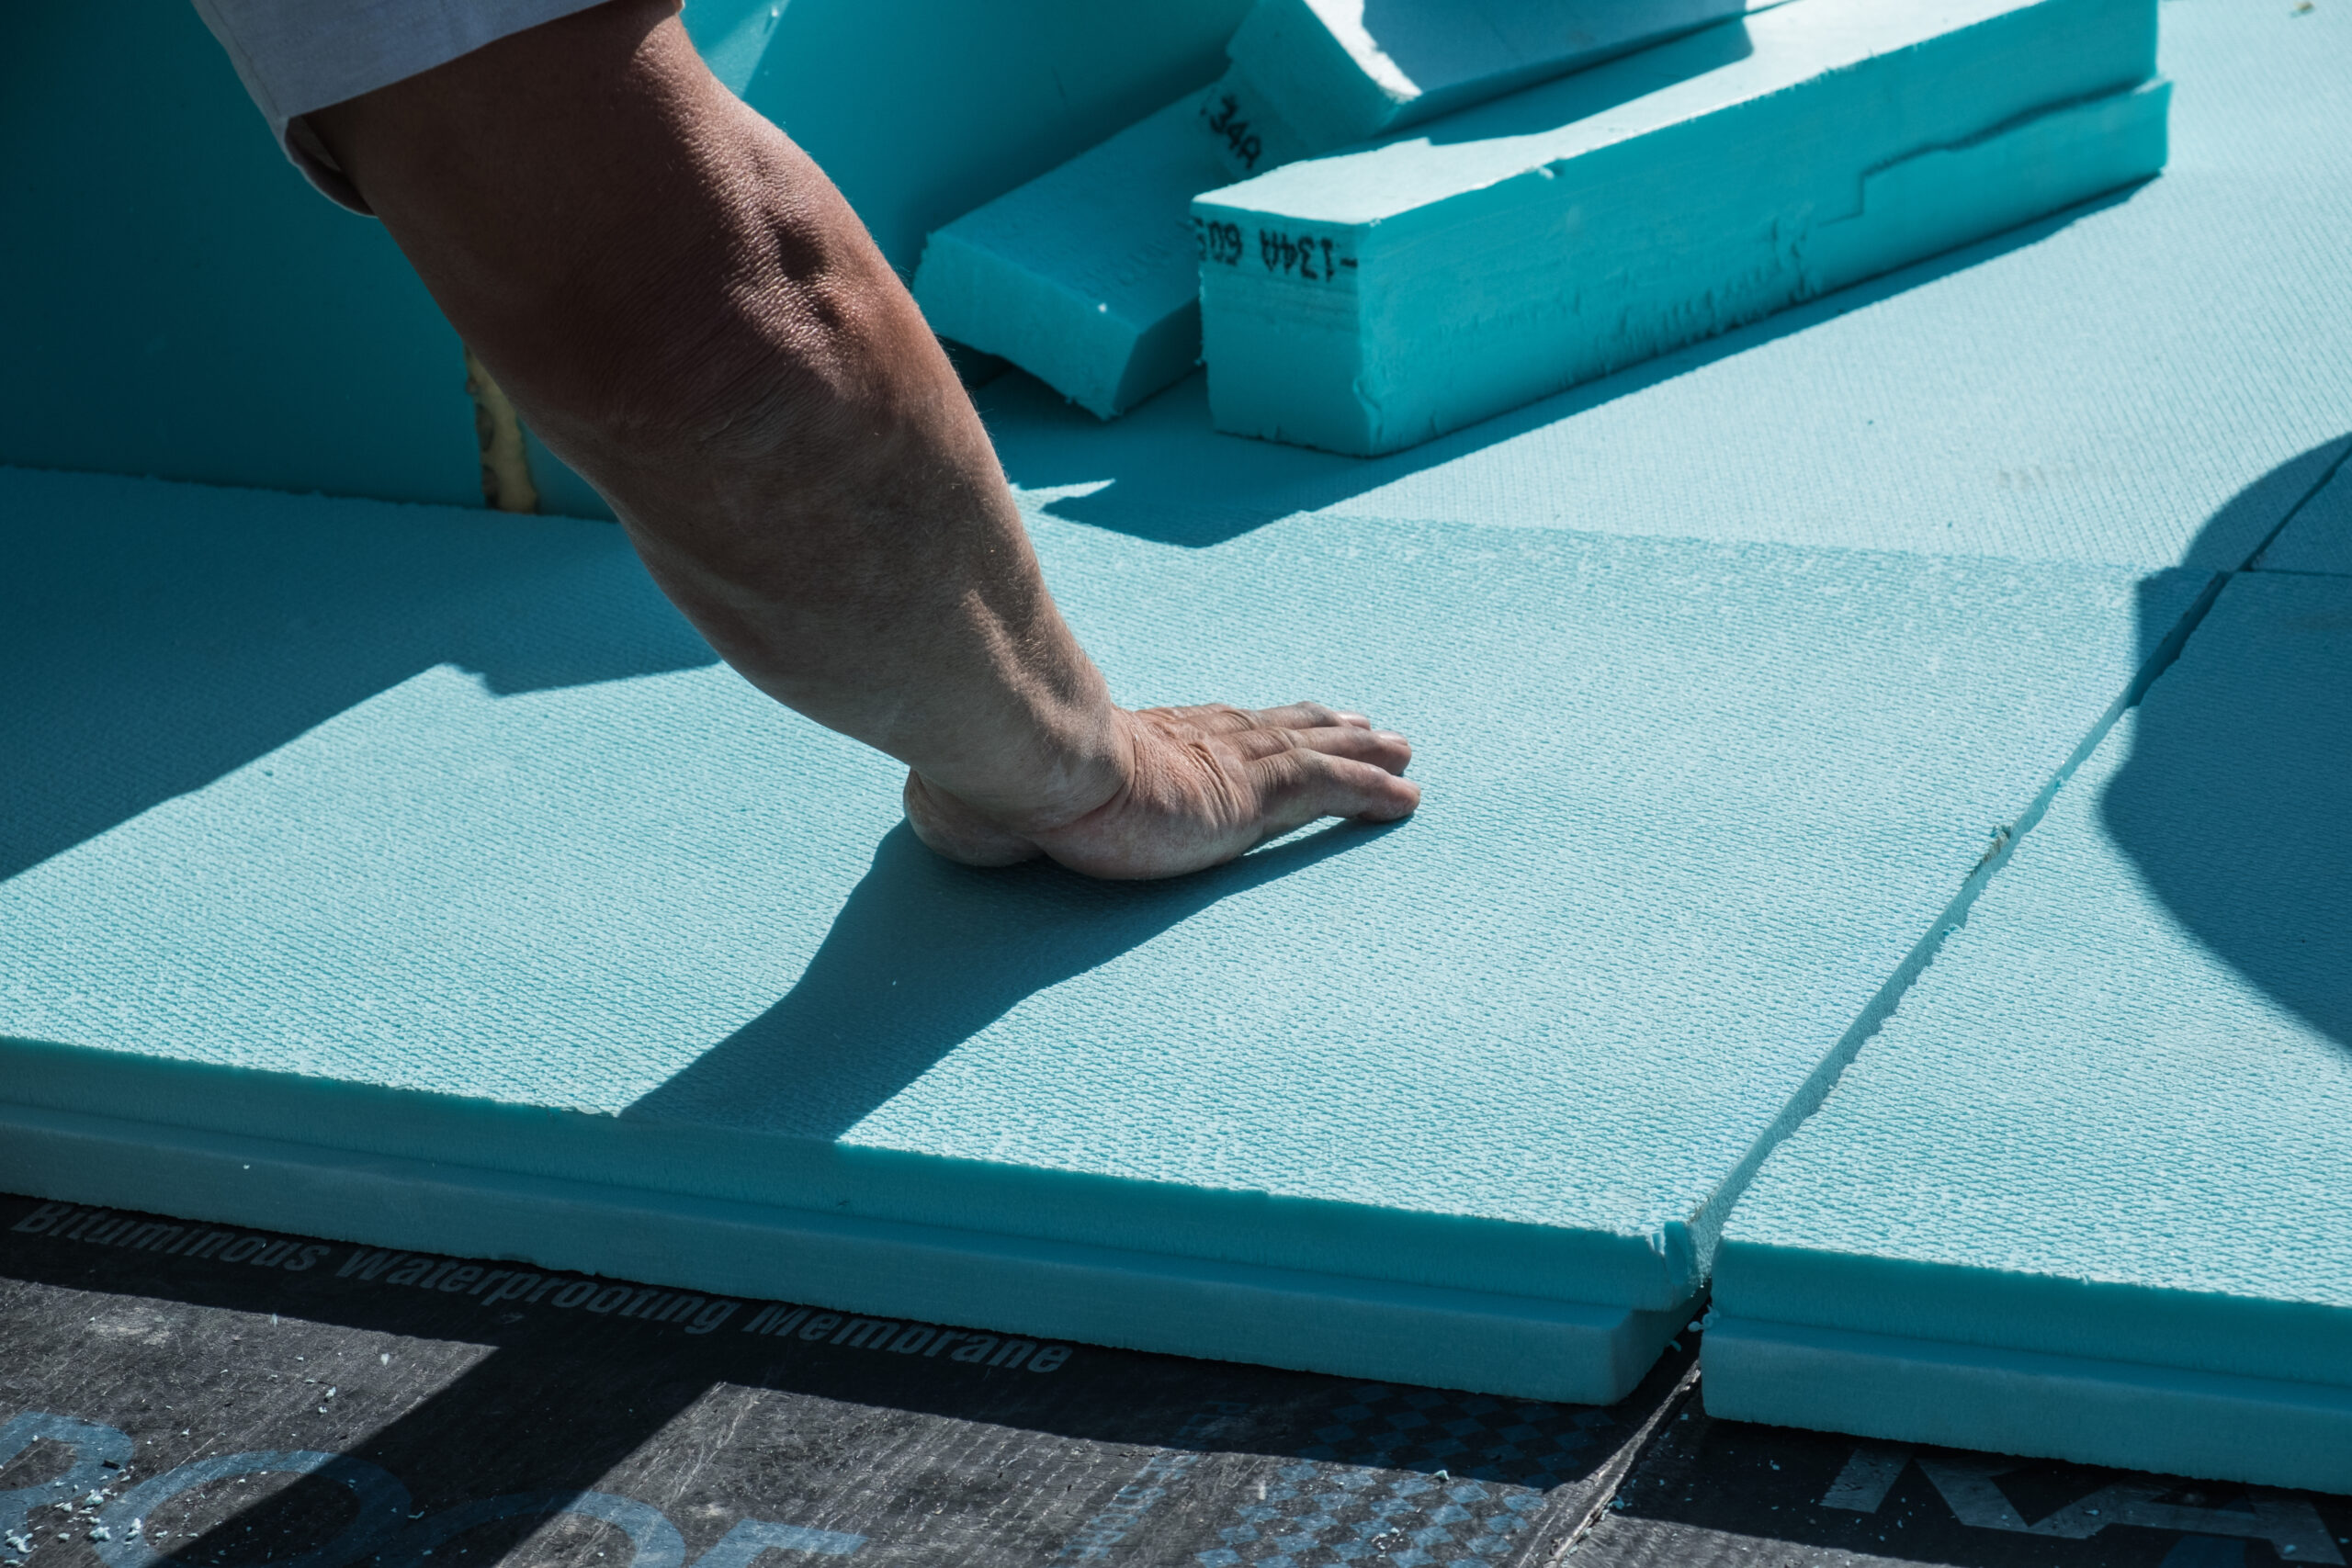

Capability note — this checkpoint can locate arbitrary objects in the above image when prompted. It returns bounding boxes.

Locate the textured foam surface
[2258,458,2352,577]
[1193,0,2163,454]
[1201,0,1763,175]
[973,0,2352,567]
[913,96,1228,418]
[0,466,2199,1396]
[1710,571,2352,1490]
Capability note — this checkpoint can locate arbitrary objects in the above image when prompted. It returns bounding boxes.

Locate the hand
[903,703,1419,879]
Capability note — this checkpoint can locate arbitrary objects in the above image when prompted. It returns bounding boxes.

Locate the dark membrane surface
[3,1194,2344,1568]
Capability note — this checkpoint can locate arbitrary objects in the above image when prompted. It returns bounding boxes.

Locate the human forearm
[308,0,1125,824]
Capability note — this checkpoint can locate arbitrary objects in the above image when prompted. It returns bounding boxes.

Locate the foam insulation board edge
[0,1101,1689,1404]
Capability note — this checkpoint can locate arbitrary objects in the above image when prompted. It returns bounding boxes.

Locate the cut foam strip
[1198,0,1766,179]
[912,96,1227,419]
[0,467,2196,1400]
[1709,571,2352,1492]
[1193,0,2165,455]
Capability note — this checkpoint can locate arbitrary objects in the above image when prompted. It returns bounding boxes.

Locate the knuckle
[1253,749,1314,799]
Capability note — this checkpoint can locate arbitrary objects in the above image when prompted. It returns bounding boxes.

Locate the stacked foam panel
[1194,0,1776,179]
[1195,0,2167,453]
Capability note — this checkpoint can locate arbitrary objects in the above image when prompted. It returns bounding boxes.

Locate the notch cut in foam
[1193,0,2165,456]
[1198,0,1766,178]
[0,467,2196,1400]
[1708,570,2352,1494]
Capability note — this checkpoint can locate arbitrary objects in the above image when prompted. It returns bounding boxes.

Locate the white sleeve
[188,0,611,211]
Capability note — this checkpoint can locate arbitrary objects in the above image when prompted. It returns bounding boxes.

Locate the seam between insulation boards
[2253,440,2352,572]
[1687,444,2352,1273]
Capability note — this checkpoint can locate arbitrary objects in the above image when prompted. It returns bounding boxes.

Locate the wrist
[899,699,1134,867]
[923,691,1132,837]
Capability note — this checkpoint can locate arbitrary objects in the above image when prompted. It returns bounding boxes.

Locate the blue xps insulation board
[1707,570,2352,1493]
[0,465,2200,1403]
[911,0,1761,417]
[1193,0,2165,455]
[913,96,1229,419]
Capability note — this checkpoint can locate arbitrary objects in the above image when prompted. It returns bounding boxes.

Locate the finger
[1138,703,1378,739]
[1249,701,1372,731]
[1228,723,1413,774]
[1249,749,1422,840]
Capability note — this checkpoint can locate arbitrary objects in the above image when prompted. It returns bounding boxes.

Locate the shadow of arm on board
[0,479,717,882]
[623,818,1396,1143]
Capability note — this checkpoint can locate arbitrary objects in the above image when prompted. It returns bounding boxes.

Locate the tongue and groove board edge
[0,1101,1684,1404]
[913,96,1227,419]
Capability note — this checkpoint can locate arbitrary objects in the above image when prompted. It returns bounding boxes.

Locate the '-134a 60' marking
[1193,220,1355,282]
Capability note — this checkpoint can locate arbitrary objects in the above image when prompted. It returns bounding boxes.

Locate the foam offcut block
[1198,0,1766,178]
[1193,0,2166,456]
[1707,570,2352,1493]
[913,96,1231,419]
[0,466,2198,1400]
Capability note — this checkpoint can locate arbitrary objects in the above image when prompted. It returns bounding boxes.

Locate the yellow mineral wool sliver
[463,345,539,515]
